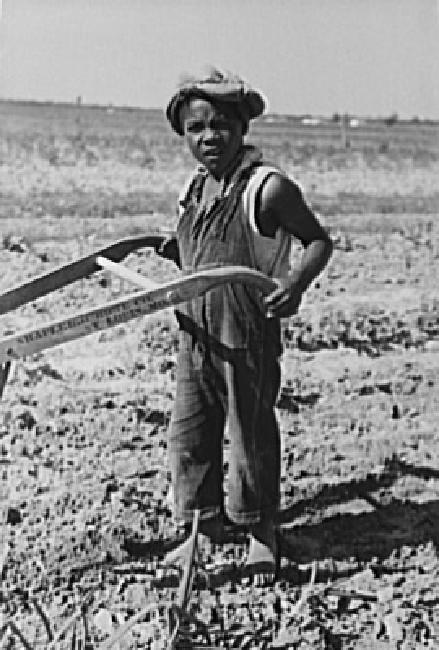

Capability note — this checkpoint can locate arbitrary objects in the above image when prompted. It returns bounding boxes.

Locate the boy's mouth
[202,148,222,158]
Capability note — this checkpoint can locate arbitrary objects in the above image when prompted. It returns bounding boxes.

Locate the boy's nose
[203,127,219,142]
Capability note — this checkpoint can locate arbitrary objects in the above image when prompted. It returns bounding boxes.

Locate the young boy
[160,69,333,585]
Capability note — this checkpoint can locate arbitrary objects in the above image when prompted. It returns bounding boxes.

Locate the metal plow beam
[0,266,277,364]
[0,234,171,316]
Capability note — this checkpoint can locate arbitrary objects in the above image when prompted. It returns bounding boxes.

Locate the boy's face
[180,97,244,179]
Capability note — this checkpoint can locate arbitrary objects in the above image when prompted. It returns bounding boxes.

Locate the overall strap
[178,169,206,217]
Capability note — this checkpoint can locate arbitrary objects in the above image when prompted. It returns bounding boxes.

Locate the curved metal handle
[0,265,277,363]
[0,234,172,316]
[161,265,278,298]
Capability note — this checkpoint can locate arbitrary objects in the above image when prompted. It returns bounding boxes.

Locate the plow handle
[0,234,171,315]
[0,266,278,364]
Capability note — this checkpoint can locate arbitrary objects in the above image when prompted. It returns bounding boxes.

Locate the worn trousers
[168,326,281,525]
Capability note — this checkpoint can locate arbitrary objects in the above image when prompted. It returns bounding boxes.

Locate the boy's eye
[185,121,204,134]
[212,119,233,130]
[185,118,234,134]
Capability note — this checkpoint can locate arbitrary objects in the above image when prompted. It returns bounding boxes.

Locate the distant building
[301,117,321,126]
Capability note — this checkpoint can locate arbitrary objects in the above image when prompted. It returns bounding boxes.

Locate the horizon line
[1,96,437,124]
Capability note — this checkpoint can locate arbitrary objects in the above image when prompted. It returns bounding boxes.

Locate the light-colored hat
[166,67,266,136]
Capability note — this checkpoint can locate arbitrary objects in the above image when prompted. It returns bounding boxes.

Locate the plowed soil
[1,103,438,648]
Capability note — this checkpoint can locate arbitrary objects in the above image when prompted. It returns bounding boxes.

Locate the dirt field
[1,101,439,648]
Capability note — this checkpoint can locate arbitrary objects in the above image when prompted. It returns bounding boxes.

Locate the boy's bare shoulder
[257,172,308,230]
[257,170,331,244]
[259,172,303,212]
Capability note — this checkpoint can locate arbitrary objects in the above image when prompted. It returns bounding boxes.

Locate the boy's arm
[257,174,333,318]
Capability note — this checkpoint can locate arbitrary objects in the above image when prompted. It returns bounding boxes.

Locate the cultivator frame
[0,233,277,398]
[0,234,280,646]
[2,236,336,647]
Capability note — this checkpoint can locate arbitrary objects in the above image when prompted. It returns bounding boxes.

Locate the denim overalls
[169,149,282,525]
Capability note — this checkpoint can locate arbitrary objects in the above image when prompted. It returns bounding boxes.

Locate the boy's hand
[154,236,181,267]
[263,277,304,318]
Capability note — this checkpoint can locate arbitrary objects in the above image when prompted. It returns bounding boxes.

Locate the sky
[0,0,438,119]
